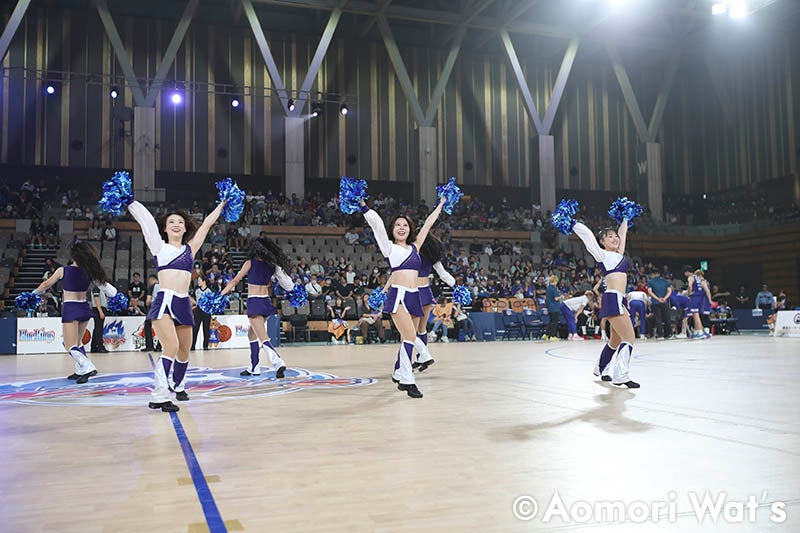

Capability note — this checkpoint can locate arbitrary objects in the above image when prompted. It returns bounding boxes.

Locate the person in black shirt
[128,272,146,314]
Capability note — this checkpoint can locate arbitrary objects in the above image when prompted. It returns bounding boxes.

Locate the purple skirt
[418,285,435,307]
[384,286,424,317]
[146,291,195,326]
[247,295,276,318]
[62,301,93,323]
[600,291,629,318]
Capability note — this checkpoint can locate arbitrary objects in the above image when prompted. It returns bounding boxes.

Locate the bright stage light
[231,99,240,108]
[110,86,119,99]
[46,85,55,95]
[339,103,348,116]
[171,92,183,104]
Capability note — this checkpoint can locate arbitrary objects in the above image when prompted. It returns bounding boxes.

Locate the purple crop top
[249,259,275,285]
[62,265,90,292]
[391,244,421,273]
[154,245,194,273]
[598,254,629,276]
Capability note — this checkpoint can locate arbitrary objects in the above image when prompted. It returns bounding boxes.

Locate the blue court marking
[148,354,227,532]
[170,412,227,533]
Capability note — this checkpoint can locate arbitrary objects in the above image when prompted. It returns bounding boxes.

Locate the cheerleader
[221,237,296,377]
[127,198,227,412]
[626,289,649,339]
[31,241,119,383]
[573,220,640,388]
[560,291,595,341]
[685,267,712,339]
[412,233,456,371]
[359,198,445,398]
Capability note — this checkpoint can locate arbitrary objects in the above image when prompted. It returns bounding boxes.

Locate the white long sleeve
[433,261,456,287]
[573,222,605,263]
[274,267,296,292]
[362,208,392,257]
[127,201,163,256]
[97,283,118,298]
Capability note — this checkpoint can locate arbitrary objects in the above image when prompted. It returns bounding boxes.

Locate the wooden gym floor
[0,335,798,532]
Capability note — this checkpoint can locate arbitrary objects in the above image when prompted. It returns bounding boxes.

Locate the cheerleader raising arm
[221,260,251,296]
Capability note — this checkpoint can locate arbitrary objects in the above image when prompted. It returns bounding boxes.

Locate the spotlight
[339,103,348,116]
[110,86,119,99]
[287,98,295,112]
[711,2,727,15]
[311,102,322,117]
[231,98,240,108]
[729,1,747,18]
[171,92,183,105]
[46,85,55,95]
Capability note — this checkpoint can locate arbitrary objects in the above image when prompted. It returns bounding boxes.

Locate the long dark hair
[157,211,198,244]
[70,241,107,284]
[419,232,443,263]
[249,237,291,271]
[386,214,417,244]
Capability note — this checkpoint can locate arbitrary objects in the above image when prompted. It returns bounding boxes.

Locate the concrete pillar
[133,106,161,202]
[285,116,305,200]
[646,141,663,222]
[539,135,556,214]
[418,126,438,206]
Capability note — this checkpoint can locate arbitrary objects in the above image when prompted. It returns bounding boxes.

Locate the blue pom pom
[216,178,246,223]
[453,285,472,306]
[368,290,387,312]
[198,292,229,315]
[551,199,580,235]
[339,177,369,215]
[608,197,643,226]
[98,171,134,216]
[287,285,308,308]
[436,177,464,215]
[106,293,129,314]
[15,292,42,312]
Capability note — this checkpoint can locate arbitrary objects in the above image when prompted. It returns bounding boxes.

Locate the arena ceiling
[20,0,800,65]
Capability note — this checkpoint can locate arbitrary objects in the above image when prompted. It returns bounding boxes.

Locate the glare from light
[231,99,240,108]
[608,0,627,6]
[729,1,747,18]
[339,103,348,116]
[288,98,295,111]
[312,109,319,117]
[46,85,55,95]
[711,2,727,15]
[171,92,183,104]
[110,86,119,99]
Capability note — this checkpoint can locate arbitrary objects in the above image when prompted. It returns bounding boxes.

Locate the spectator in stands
[755,284,775,313]
[453,301,475,341]
[327,297,351,344]
[368,267,382,289]
[309,257,324,276]
[306,275,323,299]
[344,227,359,246]
[711,285,731,306]
[128,272,146,314]
[29,216,45,248]
[209,226,226,246]
[87,219,102,241]
[103,220,118,242]
[356,293,385,343]
[45,216,59,246]
[429,298,453,343]
[234,221,252,249]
